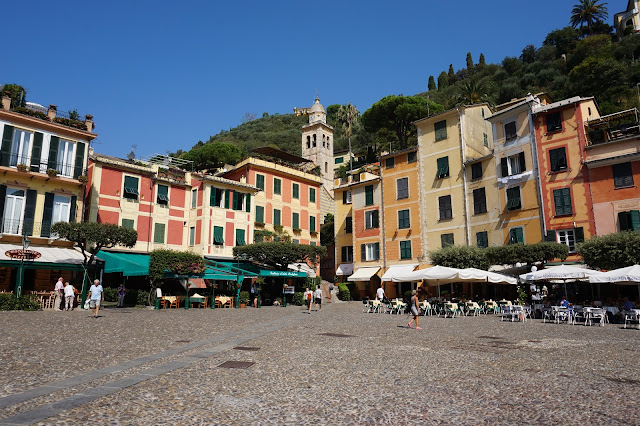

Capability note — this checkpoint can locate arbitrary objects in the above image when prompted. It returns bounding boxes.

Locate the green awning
[260,270,306,277]
[98,251,149,277]
[202,266,237,280]
[205,259,305,278]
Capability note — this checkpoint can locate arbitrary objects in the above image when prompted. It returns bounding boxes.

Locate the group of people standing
[52,277,77,311]
[304,286,324,314]
[51,277,110,318]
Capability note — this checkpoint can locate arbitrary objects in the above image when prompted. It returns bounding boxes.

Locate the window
[236,229,246,246]
[504,121,517,140]
[345,216,352,233]
[254,230,264,243]
[306,136,310,149]
[476,231,488,248]
[117,218,134,230]
[2,188,25,234]
[441,233,454,248]
[506,186,522,210]
[365,185,374,206]
[213,226,224,245]
[396,177,409,199]
[341,246,353,262]
[153,223,165,244]
[273,209,281,226]
[313,134,316,147]
[52,195,71,225]
[232,191,245,211]
[189,227,195,246]
[619,210,640,231]
[365,209,379,229]
[436,156,449,178]
[434,120,447,141]
[483,133,488,147]
[342,190,352,204]
[557,229,576,252]
[292,212,300,229]
[191,189,197,208]
[546,112,562,132]
[157,184,169,205]
[292,183,300,199]
[509,227,524,244]
[400,241,412,259]
[473,188,487,214]
[500,152,525,177]
[385,157,395,169]
[210,187,224,208]
[325,162,328,173]
[256,174,265,191]
[292,239,299,244]
[310,187,316,203]
[56,139,75,177]
[123,176,139,200]
[408,151,417,163]
[471,162,482,179]
[613,162,634,189]
[549,148,567,172]
[274,178,282,195]
[361,242,380,261]
[439,195,452,220]
[7,128,33,168]
[398,209,410,229]
[553,188,572,216]
[335,157,344,164]
[310,216,316,232]
[255,206,264,223]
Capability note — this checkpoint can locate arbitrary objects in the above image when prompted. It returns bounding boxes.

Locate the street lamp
[15,235,32,299]
[235,253,247,309]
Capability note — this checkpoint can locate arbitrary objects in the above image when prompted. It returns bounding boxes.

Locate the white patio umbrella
[392,265,462,297]
[460,268,517,285]
[589,265,640,296]
[520,265,604,298]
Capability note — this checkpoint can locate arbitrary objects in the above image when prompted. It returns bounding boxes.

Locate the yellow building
[333,176,354,282]
[0,94,96,294]
[415,104,495,257]
[614,0,640,39]
[486,94,549,246]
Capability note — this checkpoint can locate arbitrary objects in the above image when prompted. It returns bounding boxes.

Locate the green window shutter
[236,229,246,246]
[574,227,584,244]
[310,188,316,203]
[255,206,264,223]
[23,190,37,236]
[385,158,395,169]
[0,125,14,167]
[245,193,251,212]
[70,196,77,222]
[436,157,449,178]
[471,162,482,179]
[274,209,281,226]
[619,212,631,231]
[343,191,347,204]
[476,231,488,248]
[214,226,224,245]
[554,188,572,216]
[372,209,379,228]
[256,174,265,190]
[292,183,299,199]
[506,187,521,210]
[631,210,640,231]
[0,185,5,221]
[232,191,238,210]
[157,185,169,204]
[515,227,524,244]
[274,178,281,194]
[345,216,352,233]
[154,223,165,244]
[518,152,526,172]
[549,149,558,171]
[408,151,417,163]
[41,192,54,237]
[310,216,316,232]
[434,120,447,141]
[400,241,412,259]
[73,142,85,179]
[365,185,374,205]
[398,209,410,229]
[48,136,60,170]
[563,188,572,215]
[292,212,299,229]
[361,244,366,261]
[501,157,509,177]
[123,176,139,199]
[612,162,634,188]
[30,132,43,172]
[224,189,230,209]
[545,230,557,242]
[374,242,380,260]
[122,219,134,229]
[210,187,217,206]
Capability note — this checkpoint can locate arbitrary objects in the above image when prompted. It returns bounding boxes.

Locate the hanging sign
[5,249,41,260]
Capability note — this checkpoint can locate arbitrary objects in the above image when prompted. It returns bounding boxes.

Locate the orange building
[584,108,640,234]
[532,97,600,256]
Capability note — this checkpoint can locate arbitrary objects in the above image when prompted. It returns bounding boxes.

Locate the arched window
[313,134,317,147]
[325,162,328,173]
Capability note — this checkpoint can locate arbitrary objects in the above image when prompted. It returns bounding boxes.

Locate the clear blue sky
[3,0,626,158]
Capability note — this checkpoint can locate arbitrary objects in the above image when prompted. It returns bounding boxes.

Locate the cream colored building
[614,0,640,39]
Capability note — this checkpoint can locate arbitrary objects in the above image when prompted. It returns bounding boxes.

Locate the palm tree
[457,79,491,105]
[570,0,608,35]
[336,103,360,171]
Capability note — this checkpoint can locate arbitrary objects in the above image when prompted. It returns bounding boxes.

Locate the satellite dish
[126,145,137,161]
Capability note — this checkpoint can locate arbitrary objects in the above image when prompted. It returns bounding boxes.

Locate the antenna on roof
[126,145,137,161]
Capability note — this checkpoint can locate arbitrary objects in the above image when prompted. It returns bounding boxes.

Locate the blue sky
[3,0,626,158]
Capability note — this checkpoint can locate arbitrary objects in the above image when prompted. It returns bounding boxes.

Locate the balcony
[586,109,640,146]
[0,153,87,181]
[1,96,95,133]
[0,218,56,239]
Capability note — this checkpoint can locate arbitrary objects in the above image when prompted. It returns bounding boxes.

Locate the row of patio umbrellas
[391,265,517,285]
[519,264,640,285]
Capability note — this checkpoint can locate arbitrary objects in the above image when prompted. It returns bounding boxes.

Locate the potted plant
[16,163,28,172]
[46,168,58,177]
[78,175,89,183]
[239,291,249,308]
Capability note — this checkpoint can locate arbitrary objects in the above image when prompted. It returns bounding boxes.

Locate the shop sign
[5,249,42,260]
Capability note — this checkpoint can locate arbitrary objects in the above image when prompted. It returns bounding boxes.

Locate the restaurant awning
[348,266,380,282]
[381,264,418,282]
[97,251,149,277]
[0,243,90,271]
[204,259,306,278]
[336,263,353,276]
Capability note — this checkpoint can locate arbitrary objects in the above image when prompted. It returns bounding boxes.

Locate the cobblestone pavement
[1,301,639,425]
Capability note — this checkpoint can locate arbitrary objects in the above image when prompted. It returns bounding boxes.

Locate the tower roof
[310,97,325,114]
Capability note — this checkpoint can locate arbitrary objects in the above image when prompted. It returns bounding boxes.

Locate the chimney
[48,105,57,121]
[1,96,10,110]
[84,115,94,132]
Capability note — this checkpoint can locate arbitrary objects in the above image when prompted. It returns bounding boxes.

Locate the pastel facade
[584,108,640,234]
[532,97,600,255]
[333,177,354,281]
[614,0,640,38]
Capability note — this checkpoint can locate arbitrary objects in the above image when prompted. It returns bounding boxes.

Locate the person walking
[88,279,104,318]
[250,282,257,308]
[314,285,323,312]
[117,283,126,308]
[304,287,313,314]
[63,281,75,311]
[407,290,422,330]
[327,282,334,303]
[53,277,64,311]
[376,284,386,313]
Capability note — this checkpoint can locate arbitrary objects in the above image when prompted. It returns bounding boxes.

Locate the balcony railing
[0,218,55,238]
[586,108,640,146]
[0,153,87,179]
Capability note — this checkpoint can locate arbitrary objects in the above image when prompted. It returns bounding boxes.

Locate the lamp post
[235,253,247,309]
[14,235,31,300]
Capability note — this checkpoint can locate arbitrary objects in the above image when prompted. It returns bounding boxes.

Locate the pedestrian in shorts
[88,279,104,318]
[314,285,323,312]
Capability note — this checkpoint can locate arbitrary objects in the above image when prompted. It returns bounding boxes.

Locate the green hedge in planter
[0,294,40,311]
[292,292,304,306]
[338,283,350,301]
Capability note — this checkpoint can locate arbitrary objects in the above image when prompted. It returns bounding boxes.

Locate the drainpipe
[458,108,471,245]
[528,102,546,241]
[379,173,386,274]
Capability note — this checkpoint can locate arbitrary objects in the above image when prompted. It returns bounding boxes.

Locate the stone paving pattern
[1,299,639,425]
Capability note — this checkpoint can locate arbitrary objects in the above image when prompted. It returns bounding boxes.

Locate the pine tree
[438,71,449,89]
[448,64,455,81]
[428,75,437,91]
[466,52,474,70]
[479,53,486,66]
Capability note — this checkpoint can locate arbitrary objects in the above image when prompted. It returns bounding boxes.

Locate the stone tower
[300,97,334,195]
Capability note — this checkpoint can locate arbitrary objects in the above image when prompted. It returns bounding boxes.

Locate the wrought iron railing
[587,123,640,146]
[0,153,87,178]
[0,218,54,238]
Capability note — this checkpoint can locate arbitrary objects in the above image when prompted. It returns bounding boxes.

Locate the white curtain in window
[57,140,75,177]
[3,189,25,234]
[10,129,32,166]
[52,195,71,224]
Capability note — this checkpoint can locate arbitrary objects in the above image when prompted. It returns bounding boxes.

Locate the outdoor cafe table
[543,306,572,323]
[603,306,620,315]
[190,294,206,308]
[215,296,233,308]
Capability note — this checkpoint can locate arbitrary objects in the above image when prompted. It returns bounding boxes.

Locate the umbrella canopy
[588,265,640,285]
[520,265,604,281]
[460,268,517,285]
[391,265,461,283]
